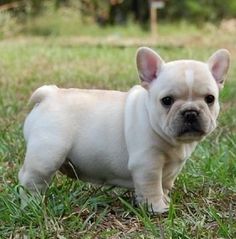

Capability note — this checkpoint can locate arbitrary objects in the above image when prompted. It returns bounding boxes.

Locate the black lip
[178,124,205,137]
[178,130,205,137]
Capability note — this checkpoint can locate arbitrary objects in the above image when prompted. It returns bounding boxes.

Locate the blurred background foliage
[0,0,236,38]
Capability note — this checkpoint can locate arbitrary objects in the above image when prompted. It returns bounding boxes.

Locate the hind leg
[18,137,70,207]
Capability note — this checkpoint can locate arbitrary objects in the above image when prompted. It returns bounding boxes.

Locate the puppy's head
[136,47,230,143]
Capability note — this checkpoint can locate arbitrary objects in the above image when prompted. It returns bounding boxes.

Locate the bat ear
[207,49,230,89]
[136,47,165,89]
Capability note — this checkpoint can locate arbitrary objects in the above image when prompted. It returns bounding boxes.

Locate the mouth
[176,123,205,141]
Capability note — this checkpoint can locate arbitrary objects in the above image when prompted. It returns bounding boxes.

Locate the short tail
[29,85,58,106]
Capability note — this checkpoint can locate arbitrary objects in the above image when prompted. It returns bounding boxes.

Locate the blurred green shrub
[1,0,236,35]
[53,0,236,24]
[163,0,236,23]
[0,11,20,38]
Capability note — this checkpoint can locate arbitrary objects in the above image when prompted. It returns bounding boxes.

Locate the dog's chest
[162,143,196,179]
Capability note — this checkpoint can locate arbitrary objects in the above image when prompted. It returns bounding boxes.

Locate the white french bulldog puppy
[18,47,230,213]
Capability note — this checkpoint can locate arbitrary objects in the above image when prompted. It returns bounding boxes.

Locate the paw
[135,194,169,214]
[148,197,169,214]
[163,187,171,204]
[18,186,42,209]
[163,194,170,204]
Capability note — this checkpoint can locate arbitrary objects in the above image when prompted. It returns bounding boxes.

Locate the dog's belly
[63,139,133,187]
[77,173,134,188]
[62,154,133,188]
[60,159,133,188]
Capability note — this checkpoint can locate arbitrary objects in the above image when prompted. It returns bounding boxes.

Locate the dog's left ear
[136,47,165,89]
[207,49,230,89]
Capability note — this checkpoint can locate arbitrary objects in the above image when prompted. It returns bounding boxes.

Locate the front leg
[129,154,169,213]
[162,160,186,204]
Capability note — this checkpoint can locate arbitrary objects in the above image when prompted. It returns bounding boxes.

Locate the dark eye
[205,95,215,104]
[161,96,174,107]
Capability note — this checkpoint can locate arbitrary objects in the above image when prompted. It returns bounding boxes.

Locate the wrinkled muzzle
[165,108,216,142]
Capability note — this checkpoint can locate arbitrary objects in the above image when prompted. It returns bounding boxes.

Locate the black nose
[182,110,199,123]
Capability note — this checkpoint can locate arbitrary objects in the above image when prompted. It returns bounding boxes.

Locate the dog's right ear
[136,47,164,89]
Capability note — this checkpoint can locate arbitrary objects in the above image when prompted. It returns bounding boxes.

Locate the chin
[175,132,206,143]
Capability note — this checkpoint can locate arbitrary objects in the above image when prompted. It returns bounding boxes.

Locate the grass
[0,12,236,238]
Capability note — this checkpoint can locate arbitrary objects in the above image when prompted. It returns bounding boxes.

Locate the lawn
[0,20,236,238]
